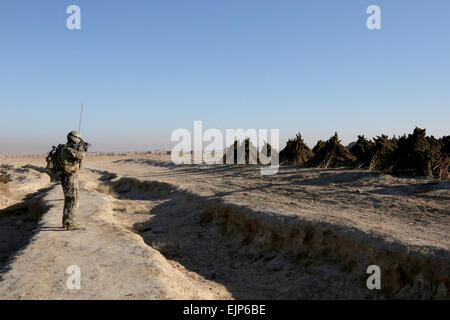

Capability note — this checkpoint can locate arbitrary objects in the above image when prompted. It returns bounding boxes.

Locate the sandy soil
[0,154,448,299]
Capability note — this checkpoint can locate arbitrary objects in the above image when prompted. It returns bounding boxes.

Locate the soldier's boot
[62,202,70,227]
[65,222,86,231]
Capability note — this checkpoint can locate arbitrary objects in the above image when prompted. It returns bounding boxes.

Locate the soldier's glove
[76,140,91,152]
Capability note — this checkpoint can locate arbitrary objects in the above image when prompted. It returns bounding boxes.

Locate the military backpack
[45,144,65,182]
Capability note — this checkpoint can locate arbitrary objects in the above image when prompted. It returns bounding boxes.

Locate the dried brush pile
[349,135,376,168]
[279,133,314,165]
[438,136,450,180]
[346,128,449,180]
[366,135,398,171]
[259,141,278,164]
[223,139,260,165]
[306,133,357,168]
[312,140,326,154]
[260,141,272,158]
[386,128,449,179]
[220,127,449,180]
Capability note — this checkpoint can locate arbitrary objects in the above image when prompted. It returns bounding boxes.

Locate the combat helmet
[67,131,83,144]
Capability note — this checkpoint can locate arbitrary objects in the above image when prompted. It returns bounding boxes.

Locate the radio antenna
[78,104,84,132]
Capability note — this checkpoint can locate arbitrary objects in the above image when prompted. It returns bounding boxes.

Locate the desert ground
[0,153,448,299]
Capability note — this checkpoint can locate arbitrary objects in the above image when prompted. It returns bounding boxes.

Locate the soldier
[57,131,88,231]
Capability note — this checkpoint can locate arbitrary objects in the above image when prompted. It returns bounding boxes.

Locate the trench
[93,176,397,299]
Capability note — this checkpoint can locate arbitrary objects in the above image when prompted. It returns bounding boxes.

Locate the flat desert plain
[0,153,448,299]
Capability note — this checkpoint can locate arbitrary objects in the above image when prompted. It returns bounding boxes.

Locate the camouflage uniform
[58,143,86,228]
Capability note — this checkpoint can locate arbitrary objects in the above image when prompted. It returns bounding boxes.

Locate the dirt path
[0,165,230,299]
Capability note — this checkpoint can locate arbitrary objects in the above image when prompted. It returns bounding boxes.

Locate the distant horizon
[0,125,447,155]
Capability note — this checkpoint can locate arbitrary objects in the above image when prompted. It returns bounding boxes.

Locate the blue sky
[0,0,449,153]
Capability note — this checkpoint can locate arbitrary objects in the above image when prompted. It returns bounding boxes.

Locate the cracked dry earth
[0,154,448,299]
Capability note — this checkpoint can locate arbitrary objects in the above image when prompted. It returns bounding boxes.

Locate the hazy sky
[1,0,449,153]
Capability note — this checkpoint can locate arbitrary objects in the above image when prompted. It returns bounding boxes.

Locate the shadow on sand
[0,187,53,278]
[101,176,383,299]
